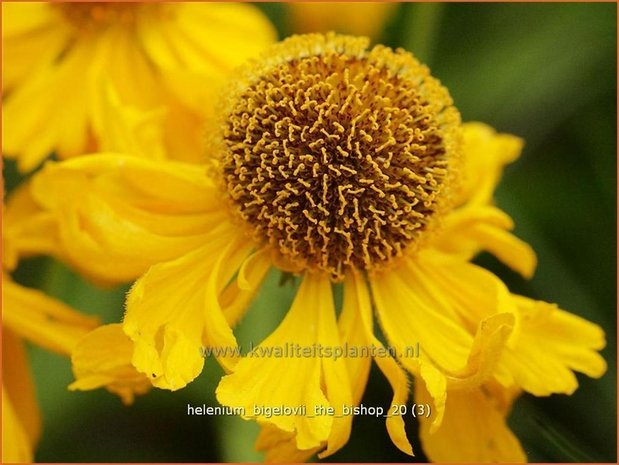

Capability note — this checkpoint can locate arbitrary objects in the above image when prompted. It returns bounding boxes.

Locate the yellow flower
[22,34,606,461]
[1,219,99,462]
[2,2,276,172]
[287,2,397,39]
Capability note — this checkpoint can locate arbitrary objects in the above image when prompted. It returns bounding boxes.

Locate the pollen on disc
[221,34,461,281]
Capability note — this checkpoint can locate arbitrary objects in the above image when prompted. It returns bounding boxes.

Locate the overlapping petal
[29,155,229,284]
[125,233,253,391]
[371,253,515,431]
[501,296,607,396]
[217,273,353,454]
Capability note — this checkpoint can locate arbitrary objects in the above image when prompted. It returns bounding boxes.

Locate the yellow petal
[138,3,276,117]
[217,273,352,453]
[30,155,229,284]
[2,387,32,463]
[371,257,476,373]
[2,2,60,36]
[416,382,526,463]
[345,269,413,456]
[502,296,607,396]
[69,324,152,405]
[91,82,167,160]
[338,272,372,406]
[3,38,93,171]
[2,330,41,452]
[371,256,515,431]
[2,276,99,355]
[2,3,69,91]
[124,233,250,391]
[457,122,524,207]
[413,249,521,341]
[219,248,272,329]
[3,182,66,270]
[434,205,537,278]
[256,424,319,463]
[202,237,256,373]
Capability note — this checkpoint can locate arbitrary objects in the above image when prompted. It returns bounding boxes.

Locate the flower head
[19,33,607,462]
[217,34,460,280]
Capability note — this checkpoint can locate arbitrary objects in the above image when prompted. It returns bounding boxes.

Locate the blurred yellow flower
[2,2,276,172]
[19,34,606,461]
[2,216,99,462]
[288,2,397,39]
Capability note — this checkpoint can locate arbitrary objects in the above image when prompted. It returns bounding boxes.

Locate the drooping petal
[124,232,251,391]
[69,324,152,405]
[30,155,229,284]
[202,237,258,373]
[217,273,352,453]
[345,269,413,456]
[412,249,520,339]
[219,248,273,328]
[338,272,372,406]
[501,296,607,396]
[2,276,99,355]
[2,330,41,454]
[416,381,526,463]
[371,255,514,431]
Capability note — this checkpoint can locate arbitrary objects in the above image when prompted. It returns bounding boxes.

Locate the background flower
[2,2,616,463]
[2,2,276,171]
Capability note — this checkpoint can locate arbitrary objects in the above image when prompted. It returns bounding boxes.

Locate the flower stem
[402,3,445,66]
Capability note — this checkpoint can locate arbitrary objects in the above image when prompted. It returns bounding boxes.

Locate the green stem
[402,3,446,66]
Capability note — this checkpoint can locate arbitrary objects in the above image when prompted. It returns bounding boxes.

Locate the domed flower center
[220,34,461,281]
[56,3,150,30]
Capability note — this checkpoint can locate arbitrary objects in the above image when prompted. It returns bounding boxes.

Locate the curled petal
[457,122,524,207]
[502,296,607,396]
[433,205,537,279]
[124,231,251,390]
[30,155,228,284]
[69,324,152,405]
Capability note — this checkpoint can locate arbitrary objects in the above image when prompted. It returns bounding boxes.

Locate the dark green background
[5,2,616,462]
